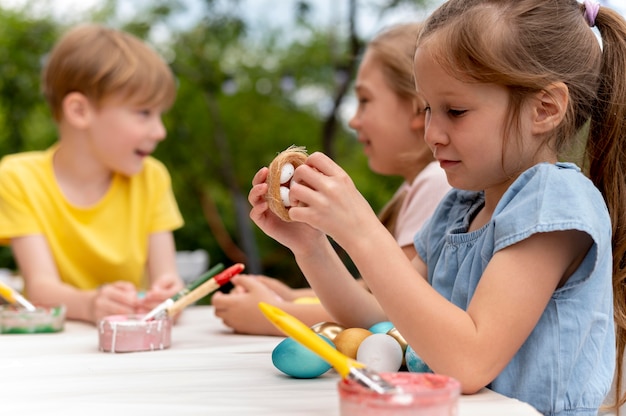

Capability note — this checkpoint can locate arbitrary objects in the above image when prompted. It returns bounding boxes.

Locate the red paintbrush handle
[215,263,245,286]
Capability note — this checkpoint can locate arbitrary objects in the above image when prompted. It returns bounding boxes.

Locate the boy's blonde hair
[42,24,176,122]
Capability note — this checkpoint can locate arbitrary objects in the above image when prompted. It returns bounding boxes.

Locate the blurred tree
[0,9,58,268]
[0,0,429,290]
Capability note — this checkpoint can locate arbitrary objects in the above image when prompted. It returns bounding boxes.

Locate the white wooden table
[0,306,541,415]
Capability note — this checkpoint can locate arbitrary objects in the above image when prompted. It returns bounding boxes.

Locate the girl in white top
[213,22,450,335]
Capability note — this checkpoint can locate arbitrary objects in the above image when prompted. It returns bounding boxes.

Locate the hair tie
[583,0,600,27]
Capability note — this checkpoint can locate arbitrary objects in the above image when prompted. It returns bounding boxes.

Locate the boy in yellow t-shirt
[0,24,184,324]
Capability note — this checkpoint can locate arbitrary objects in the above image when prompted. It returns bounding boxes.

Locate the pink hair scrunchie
[583,0,600,27]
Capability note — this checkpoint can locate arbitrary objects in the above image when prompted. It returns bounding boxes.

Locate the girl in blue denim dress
[248,1,626,415]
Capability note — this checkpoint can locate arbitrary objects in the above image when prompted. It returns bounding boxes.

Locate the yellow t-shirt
[0,147,184,290]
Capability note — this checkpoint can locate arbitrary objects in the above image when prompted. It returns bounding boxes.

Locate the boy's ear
[62,92,92,128]
[530,82,569,135]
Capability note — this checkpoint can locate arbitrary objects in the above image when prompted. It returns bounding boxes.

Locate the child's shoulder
[515,162,599,198]
[0,150,50,174]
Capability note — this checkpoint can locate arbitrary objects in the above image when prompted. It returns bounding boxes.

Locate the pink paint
[338,372,460,416]
[98,314,171,353]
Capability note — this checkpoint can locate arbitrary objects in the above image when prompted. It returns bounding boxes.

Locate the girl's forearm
[294,236,386,327]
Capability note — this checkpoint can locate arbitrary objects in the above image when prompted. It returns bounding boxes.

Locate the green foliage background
[0,0,428,289]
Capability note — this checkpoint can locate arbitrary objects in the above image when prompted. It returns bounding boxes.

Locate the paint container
[98,314,171,353]
[0,305,66,334]
[338,372,460,416]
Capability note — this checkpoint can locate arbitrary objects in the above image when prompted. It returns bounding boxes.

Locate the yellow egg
[387,327,408,366]
[333,327,373,359]
[293,296,321,305]
[386,327,408,354]
[310,321,346,342]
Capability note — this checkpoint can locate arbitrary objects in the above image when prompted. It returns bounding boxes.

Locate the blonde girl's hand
[248,167,326,253]
[212,274,286,336]
[255,275,315,301]
[287,152,380,248]
[91,281,139,323]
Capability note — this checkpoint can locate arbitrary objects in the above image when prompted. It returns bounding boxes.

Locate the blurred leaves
[0,0,427,287]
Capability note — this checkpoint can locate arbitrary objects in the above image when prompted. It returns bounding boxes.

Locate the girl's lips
[438,159,460,170]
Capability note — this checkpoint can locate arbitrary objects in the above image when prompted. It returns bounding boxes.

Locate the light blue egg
[368,321,395,334]
[405,345,433,373]
[271,335,334,379]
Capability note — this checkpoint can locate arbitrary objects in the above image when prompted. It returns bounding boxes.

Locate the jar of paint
[98,314,171,353]
[338,372,460,416]
[0,305,66,334]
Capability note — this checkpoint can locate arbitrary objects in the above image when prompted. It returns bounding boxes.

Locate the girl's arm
[248,166,385,324]
[11,235,138,323]
[288,152,591,393]
[213,274,333,336]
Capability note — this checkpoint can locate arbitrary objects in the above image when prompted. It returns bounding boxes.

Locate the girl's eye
[448,109,466,117]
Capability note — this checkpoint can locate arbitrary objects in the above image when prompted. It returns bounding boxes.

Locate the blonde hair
[367,22,424,102]
[365,22,433,234]
[419,0,626,412]
[42,24,176,122]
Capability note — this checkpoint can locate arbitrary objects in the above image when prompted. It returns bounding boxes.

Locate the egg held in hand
[266,145,308,222]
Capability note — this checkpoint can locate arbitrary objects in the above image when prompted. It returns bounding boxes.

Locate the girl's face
[86,95,167,177]
[414,45,538,198]
[349,50,429,182]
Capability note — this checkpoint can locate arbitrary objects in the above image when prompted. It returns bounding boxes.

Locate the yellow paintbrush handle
[0,281,36,311]
[258,302,365,378]
[0,281,16,303]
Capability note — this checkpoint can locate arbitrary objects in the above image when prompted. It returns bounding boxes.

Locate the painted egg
[310,321,346,342]
[333,327,372,359]
[293,296,321,305]
[386,327,408,365]
[368,321,394,334]
[356,333,403,373]
[280,163,295,184]
[280,186,291,207]
[272,335,334,379]
[405,344,433,373]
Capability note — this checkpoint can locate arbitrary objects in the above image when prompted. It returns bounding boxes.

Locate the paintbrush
[143,263,245,321]
[142,263,225,321]
[258,302,400,394]
[0,280,37,312]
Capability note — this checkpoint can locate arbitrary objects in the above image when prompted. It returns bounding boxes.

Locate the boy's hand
[91,281,139,323]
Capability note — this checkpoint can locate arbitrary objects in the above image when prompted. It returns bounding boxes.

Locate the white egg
[280,163,295,184]
[280,186,291,207]
[356,333,403,373]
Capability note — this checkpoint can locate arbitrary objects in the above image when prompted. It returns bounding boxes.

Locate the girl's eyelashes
[448,108,467,117]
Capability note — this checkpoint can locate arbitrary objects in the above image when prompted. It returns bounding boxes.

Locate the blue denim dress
[414,162,615,415]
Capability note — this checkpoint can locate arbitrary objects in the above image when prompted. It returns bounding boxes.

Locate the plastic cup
[0,305,66,334]
[98,314,171,353]
[338,372,460,416]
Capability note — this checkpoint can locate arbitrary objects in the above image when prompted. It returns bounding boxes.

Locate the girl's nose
[348,113,360,130]
[423,115,447,148]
